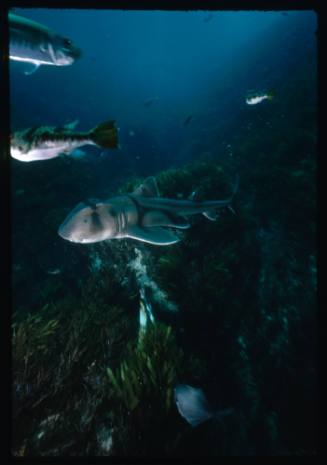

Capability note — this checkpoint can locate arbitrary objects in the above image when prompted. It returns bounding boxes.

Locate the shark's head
[48,34,82,65]
[58,200,118,244]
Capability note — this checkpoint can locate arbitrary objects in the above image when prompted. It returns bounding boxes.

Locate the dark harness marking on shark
[90,209,103,233]
[126,194,182,227]
[126,194,147,228]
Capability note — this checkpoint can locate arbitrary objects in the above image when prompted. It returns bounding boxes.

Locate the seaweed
[106,322,184,455]
[12,273,136,456]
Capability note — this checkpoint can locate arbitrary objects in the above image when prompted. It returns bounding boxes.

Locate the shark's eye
[83,219,88,223]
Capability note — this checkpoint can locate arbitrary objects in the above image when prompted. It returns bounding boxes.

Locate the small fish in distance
[144,97,159,107]
[203,13,214,23]
[246,90,274,105]
[11,120,119,162]
[47,268,61,275]
[183,115,193,125]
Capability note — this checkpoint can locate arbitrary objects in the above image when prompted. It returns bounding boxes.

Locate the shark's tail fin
[91,121,119,149]
[202,174,239,221]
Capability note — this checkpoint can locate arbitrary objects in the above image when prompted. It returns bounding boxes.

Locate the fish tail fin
[202,174,239,221]
[91,121,119,149]
[267,89,275,100]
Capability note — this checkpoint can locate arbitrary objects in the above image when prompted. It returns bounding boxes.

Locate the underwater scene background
[11,8,317,457]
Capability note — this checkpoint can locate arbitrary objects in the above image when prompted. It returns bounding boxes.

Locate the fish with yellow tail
[11,120,119,162]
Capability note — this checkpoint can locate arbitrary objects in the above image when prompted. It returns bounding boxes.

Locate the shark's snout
[57,221,73,241]
[58,202,110,244]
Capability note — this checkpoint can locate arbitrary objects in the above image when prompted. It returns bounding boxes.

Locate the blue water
[10,9,316,172]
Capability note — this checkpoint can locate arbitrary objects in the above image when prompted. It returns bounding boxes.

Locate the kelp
[106,322,183,455]
[13,310,60,395]
[107,322,182,413]
[12,284,135,456]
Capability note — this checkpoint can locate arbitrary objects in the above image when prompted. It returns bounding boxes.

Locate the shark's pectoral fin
[142,211,190,229]
[133,177,160,197]
[24,63,41,75]
[169,214,191,229]
[126,225,180,245]
[203,210,220,221]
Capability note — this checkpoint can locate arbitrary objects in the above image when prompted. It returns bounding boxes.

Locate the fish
[11,120,119,162]
[47,268,61,275]
[183,115,193,125]
[9,12,81,74]
[203,13,214,23]
[13,264,23,272]
[144,97,159,107]
[15,189,25,196]
[58,175,239,245]
[246,90,274,105]
[174,384,233,427]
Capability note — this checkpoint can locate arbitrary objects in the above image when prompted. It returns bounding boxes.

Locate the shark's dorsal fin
[126,225,180,245]
[133,177,160,197]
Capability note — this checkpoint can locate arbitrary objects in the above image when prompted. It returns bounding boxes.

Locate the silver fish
[9,12,81,74]
[174,384,233,427]
[174,384,213,427]
[47,268,61,275]
[245,90,274,105]
[58,175,238,245]
[11,121,118,162]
